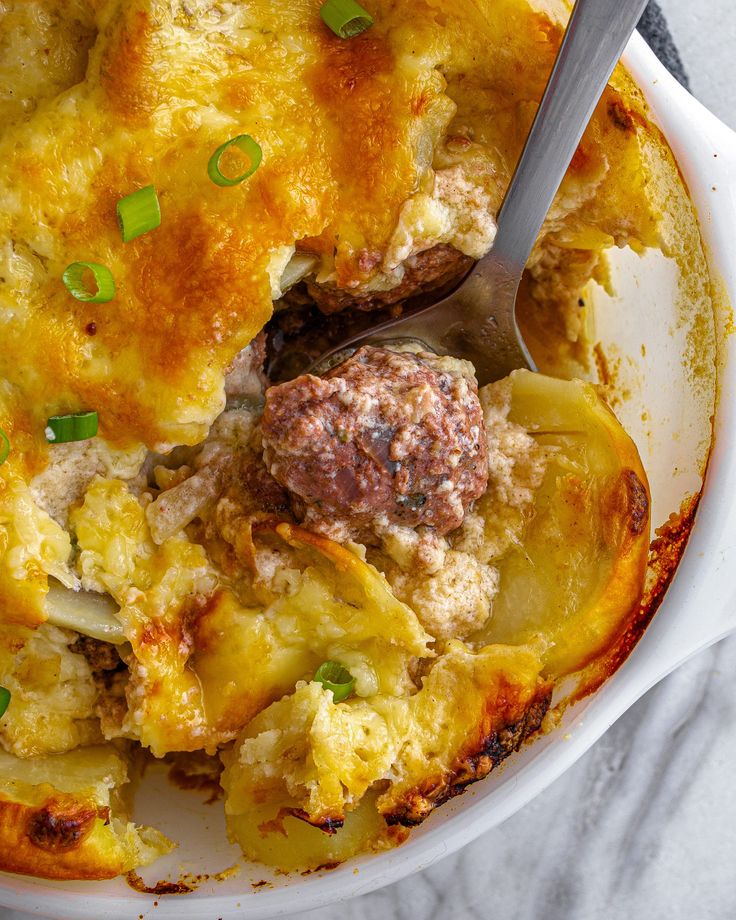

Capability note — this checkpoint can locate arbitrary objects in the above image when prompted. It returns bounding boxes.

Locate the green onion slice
[320,0,373,38]
[0,687,10,718]
[62,262,115,303]
[207,135,263,187]
[46,411,98,444]
[313,660,356,702]
[0,427,9,466]
[116,185,161,242]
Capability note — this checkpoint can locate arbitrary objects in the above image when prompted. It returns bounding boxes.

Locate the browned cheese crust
[382,685,552,827]
[0,794,115,880]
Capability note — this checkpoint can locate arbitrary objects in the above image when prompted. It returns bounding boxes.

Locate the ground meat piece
[386,549,499,640]
[70,636,123,673]
[94,668,129,738]
[261,346,488,536]
[223,444,291,525]
[305,245,472,315]
[145,406,288,545]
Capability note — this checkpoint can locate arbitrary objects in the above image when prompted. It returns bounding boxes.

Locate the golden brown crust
[0,744,174,881]
[608,468,650,542]
[0,794,121,880]
[100,8,159,126]
[26,795,104,853]
[571,493,700,704]
[381,683,552,827]
[0,1,458,454]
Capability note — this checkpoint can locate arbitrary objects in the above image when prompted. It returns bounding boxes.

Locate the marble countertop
[3,2,735,919]
[660,0,735,129]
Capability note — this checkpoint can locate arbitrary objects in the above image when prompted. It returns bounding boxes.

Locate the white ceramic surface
[2,28,736,920]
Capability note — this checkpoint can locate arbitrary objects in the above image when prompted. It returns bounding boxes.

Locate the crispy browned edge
[570,491,701,704]
[381,684,553,827]
[0,793,126,881]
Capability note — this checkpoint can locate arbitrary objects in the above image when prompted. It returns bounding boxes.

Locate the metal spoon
[309,0,650,386]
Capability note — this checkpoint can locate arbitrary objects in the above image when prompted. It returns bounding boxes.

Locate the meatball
[304,245,472,315]
[261,346,488,536]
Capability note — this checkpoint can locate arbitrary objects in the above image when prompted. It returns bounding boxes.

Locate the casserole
[1,17,735,920]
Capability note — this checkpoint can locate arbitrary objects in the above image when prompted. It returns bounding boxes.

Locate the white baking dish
[2,30,735,920]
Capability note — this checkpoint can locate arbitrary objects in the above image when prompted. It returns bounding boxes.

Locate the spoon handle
[485,0,650,276]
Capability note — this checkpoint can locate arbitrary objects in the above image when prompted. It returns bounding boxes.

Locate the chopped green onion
[313,660,355,702]
[62,262,115,303]
[116,185,161,242]
[46,411,98,444]
[320,0,373,38]
[0,687,10,718]
[0,427,9,466]
[207,135,263,187]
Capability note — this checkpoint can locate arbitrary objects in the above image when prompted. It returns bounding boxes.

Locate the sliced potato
[0,744,173,880]
[0,622,100,758]
[190,525,433,751]
[70,479,432,755]
[473,370,650,678]
[222,641,550,869]
[0,475,72,629]
[226,793,406,874]
[45,580,126,645]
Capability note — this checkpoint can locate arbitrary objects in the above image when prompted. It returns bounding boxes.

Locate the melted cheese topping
[0,623,99,757]
[70,482,431,756]
[222,640,545,837]
[0,0,658,464]
[0,744,173,879]
[0,0,456,454]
